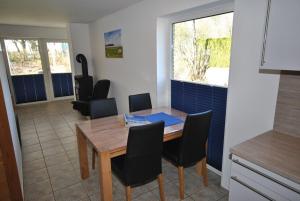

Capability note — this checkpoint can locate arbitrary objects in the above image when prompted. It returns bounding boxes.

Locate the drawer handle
[232,159,300,194]
[261,0,272,66]
[231,176,275,201]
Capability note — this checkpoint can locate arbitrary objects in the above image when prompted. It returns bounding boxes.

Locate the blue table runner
[125,112,184,127]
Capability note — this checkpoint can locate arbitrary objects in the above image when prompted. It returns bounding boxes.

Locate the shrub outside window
[172,12,234,87]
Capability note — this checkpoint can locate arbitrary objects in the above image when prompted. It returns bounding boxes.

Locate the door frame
[0,37,75,105]
[42,39,75,101]
[0,39,18,106]
[0,82,23,201]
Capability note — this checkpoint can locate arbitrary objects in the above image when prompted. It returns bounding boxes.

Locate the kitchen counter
[231,130,300,185]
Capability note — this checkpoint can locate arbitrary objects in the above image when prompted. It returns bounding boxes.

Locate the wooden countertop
[231,130,300,184]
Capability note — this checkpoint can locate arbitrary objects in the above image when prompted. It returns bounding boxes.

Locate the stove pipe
[76,54,88,77]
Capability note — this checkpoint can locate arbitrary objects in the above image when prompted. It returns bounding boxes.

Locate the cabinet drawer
[229,178,274,201]
[231,156,300,201]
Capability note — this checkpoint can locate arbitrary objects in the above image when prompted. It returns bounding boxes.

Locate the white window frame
[0,37,75,105]
[170,6,234,88]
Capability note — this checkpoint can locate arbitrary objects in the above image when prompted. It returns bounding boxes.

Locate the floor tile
[50,172,80,191]
[218,195,229,201]
[63,141,78,152]
[23,150,44,162]
[44,153,70,167]
[39,135,59,143]
[22,144,42,154]
[189,184,226,201]
[24,179,52,201]
[42,145,65,157]
[22,137,40,147]
[47,162,75,178]
[23,158,46,173]
[38,130,57,137]
[153,180,190,201]
[23,168,49,185]
[53,183,89,201]
[60,135,77,145]
[40,139,62,149]
[133,190,159,201]
[25,193,55,201]
[81,176,100,196]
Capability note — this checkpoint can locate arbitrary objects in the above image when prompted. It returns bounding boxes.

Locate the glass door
[4,39,47,104]
[46,42,74,98]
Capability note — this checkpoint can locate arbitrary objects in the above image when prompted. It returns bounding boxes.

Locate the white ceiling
[0,0,143,27]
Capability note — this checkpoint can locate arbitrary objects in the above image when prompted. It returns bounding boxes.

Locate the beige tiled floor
[18,100,228,201]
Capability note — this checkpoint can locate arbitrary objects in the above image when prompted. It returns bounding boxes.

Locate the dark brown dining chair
[111,121,166,201]
[163,110,212,199]
[90,98,118,169]
[128,93,152,112]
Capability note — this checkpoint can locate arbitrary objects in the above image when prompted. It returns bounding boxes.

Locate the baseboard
[16,97,74,107]
[207,164,222,176]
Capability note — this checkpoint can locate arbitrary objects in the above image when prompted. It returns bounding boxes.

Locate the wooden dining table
[76,107,187,201]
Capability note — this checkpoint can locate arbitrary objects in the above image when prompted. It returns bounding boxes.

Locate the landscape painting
[104,29,123,58]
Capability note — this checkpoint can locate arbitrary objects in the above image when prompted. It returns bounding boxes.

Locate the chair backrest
[123,121,165,186]
[92,80,110,100]
[128,93,152,112]
[90,98,118,119]
[178,110,212,167]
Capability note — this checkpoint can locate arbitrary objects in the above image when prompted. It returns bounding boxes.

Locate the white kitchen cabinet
[229,178,272,201]
[229,155,300,201]
[260,0,300,71]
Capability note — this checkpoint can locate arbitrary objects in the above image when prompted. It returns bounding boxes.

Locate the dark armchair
[72,79,110,116]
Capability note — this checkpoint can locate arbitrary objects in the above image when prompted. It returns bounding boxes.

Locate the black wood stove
[74,54,93,101]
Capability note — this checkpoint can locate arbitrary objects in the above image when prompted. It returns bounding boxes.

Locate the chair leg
[178,166,185,200]
[196,160,202,176]
[201,157,208,186]
[125,186,131,201]
[92,149,96,169]
[157,174,166,201]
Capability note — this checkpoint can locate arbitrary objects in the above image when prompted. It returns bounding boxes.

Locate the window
[4,39,43,75]
[172,12,233,87]
[47,42,71,73]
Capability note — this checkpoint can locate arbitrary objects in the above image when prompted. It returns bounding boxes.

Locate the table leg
[98,151,113,201]
[76,126,89,179]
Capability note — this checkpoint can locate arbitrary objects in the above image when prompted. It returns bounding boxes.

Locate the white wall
[156,17,171,107]
[221,0,280,189]
[89,0,221,113]
[0,24,67,39]
[68,23,94,76]
[0,49,23,193]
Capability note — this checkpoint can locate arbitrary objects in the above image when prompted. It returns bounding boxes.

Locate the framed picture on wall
[104,29,123,58]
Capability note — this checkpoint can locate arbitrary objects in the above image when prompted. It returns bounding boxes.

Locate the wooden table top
[231,130,300,185]
[76,107,187,156]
